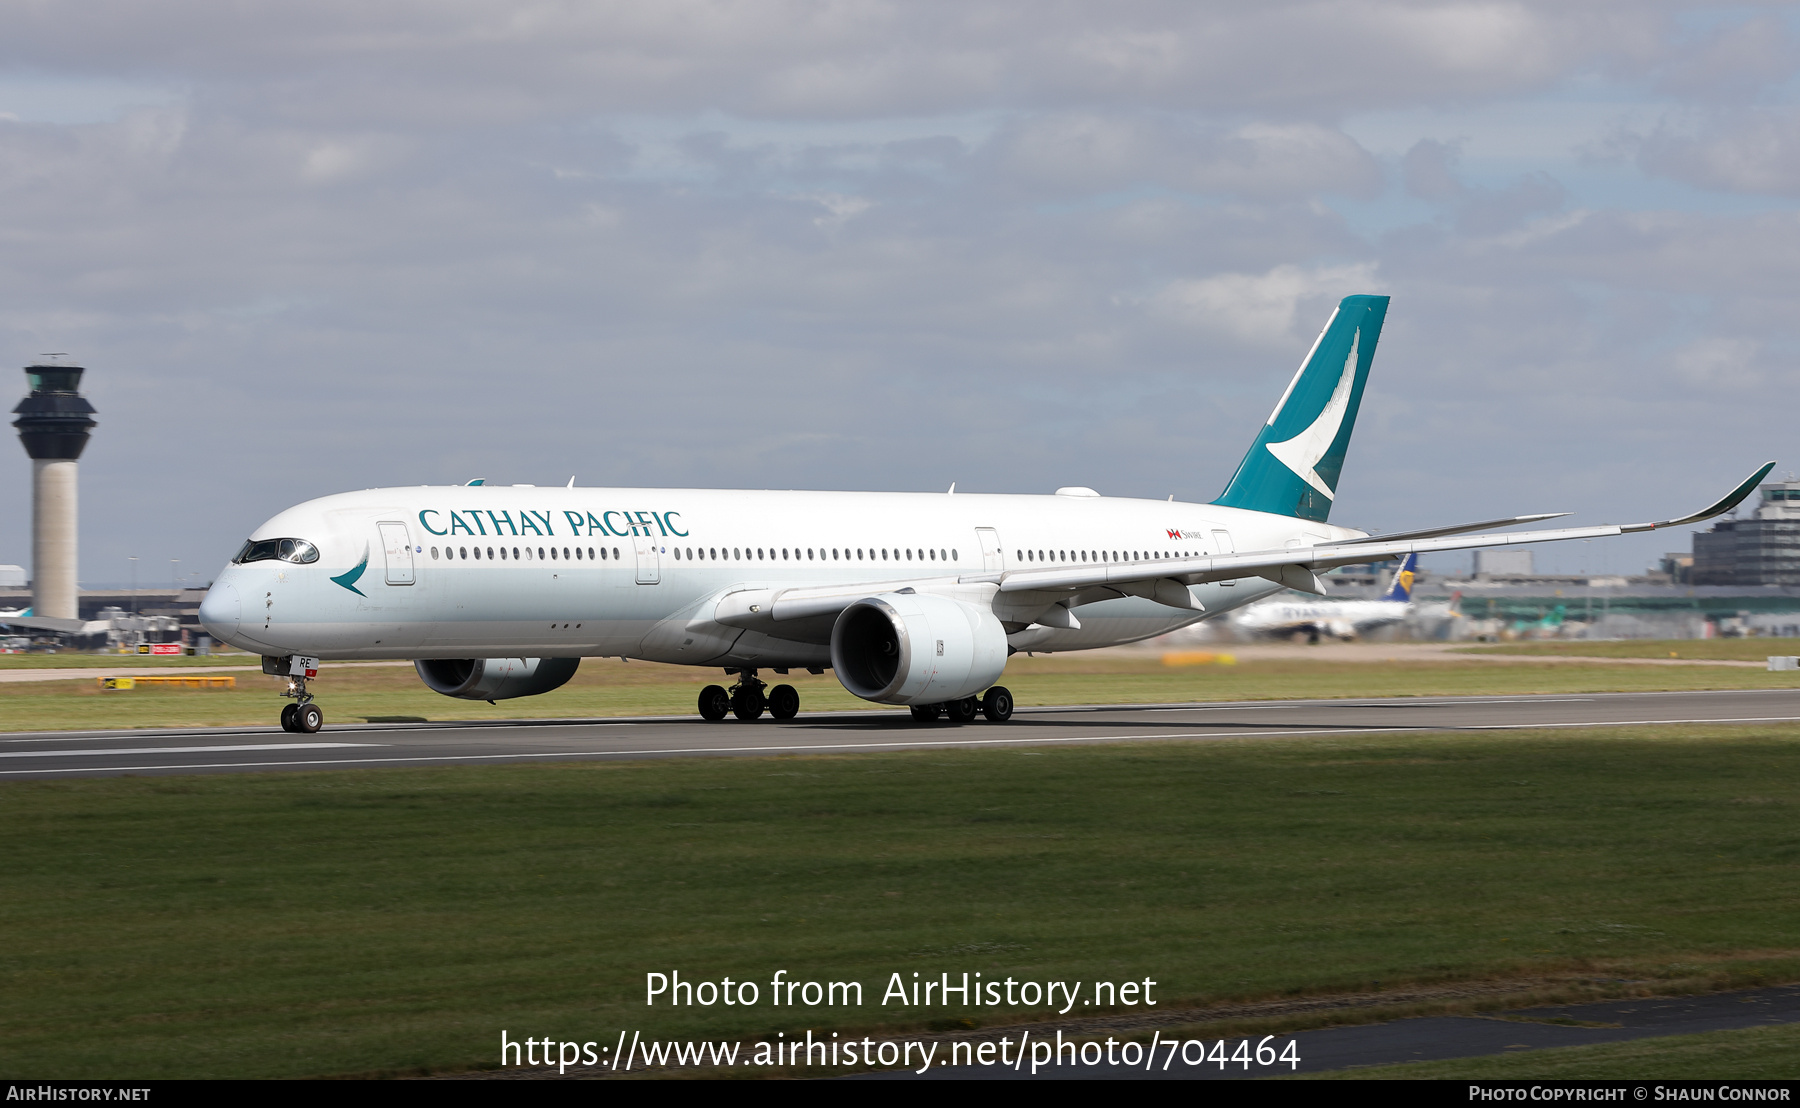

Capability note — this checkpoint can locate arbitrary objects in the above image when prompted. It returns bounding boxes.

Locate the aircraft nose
[198,581,241,640]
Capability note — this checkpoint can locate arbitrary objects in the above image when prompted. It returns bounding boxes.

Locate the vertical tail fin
[1212,294,1389,522]
[1379,553,1418,603]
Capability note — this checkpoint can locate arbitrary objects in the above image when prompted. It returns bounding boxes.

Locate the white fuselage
[201,485,1364,668]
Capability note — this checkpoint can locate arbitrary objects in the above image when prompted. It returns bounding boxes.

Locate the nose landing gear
[265,655,324,733]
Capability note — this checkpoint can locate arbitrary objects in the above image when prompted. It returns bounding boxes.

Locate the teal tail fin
[1212,294,1389,522]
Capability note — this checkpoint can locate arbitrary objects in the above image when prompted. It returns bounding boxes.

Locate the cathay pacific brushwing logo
[331,545,369,596]
[1264,326,1358,501]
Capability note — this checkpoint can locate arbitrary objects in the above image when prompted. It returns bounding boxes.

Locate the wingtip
[1638,461,1778,532]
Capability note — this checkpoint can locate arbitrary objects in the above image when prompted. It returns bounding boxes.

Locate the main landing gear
[265,655,324,733]
[697,673,1013,724]
[908,686,1013,725]
[698,669,800,722]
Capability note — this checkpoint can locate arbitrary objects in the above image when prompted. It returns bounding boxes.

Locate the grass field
[5,651,1800,733]
[1457,638,1800,662]
[3,724,1799,1077]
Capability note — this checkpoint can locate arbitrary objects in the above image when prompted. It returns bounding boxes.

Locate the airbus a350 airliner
[197,295,1772,734]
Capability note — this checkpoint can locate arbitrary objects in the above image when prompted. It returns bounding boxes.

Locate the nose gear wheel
[269,657,324,733]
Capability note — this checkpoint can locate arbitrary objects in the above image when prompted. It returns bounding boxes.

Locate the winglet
[1624,462,1776,532]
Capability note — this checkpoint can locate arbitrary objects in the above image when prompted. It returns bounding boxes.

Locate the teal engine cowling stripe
[1211,294,1389,522]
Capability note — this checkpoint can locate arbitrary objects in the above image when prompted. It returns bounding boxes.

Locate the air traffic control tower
[12,362,96,619]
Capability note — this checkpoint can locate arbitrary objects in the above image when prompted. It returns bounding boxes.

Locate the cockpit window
[233,538,320,565]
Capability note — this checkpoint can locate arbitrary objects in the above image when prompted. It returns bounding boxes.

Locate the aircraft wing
[1314,512,1569,546]
[980,462,1774,602]
[713,463,1771,632]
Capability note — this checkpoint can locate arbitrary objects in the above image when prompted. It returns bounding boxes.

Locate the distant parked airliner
[1232,553,1429,643]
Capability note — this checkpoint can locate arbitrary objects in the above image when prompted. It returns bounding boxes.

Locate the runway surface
[881,985,1800,1079]
[5,687,1800,779]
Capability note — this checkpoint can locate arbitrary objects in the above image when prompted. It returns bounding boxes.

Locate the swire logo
[1166,529,1205,540]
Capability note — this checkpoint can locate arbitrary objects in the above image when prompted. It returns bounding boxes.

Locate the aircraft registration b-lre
[197,295,1774,734]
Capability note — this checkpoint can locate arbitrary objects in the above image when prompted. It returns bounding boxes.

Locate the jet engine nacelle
[414,657,581,701]
[831,592,1008,705]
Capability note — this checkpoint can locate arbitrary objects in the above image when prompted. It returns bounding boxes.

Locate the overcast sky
[2,1,1795,587]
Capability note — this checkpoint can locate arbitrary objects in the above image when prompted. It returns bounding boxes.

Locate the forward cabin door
[975,527,1004,573]
[378,522,415,585]
[633,534,660,585]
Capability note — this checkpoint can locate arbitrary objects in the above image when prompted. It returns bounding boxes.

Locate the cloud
[1402,138,1465,202]
[0,1,1794,587]
[1398,137,1566,234]
[799,192,874,229]
[0,2,1661,122]
[1455,171,1566,235]
[992,113,1382,199]
[1634,109,1800,196]
[1150,263,1382,346]
[1671,336,1765,390]
[1652,13,1800,102]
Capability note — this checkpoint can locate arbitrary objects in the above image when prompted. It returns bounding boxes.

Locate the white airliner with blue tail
[1232,553,1427,643]
[198,295,1773,733]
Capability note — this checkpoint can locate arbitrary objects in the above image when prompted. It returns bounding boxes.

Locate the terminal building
[1691,477,1800,587]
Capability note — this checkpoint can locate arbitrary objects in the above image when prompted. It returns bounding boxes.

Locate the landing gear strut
[699,669,802,721]
[266,655,323,733]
